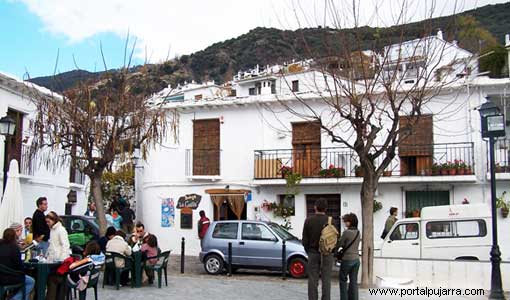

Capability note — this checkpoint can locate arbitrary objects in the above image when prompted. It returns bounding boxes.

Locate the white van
[377,204,492,261]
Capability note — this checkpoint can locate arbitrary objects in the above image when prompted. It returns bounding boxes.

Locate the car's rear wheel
[204,254,224,275]
[288,257,307,279]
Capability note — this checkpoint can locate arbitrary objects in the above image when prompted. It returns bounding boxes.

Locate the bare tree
[271,0,471,287]
[27,55,178,234]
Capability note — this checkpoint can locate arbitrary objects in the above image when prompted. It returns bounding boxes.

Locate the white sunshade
[0,159,23,232]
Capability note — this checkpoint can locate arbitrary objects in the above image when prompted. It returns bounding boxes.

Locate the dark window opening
[292,80,299,92]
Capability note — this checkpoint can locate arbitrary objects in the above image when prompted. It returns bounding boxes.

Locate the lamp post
[478,98,506,300]
[0,116,16,136]
[0,115,16,193]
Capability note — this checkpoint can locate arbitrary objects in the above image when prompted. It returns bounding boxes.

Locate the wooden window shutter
[193,119,220,175]
[399,115,433,156]
[292,121,321,145]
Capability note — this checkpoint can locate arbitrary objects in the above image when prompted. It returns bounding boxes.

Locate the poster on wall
[161,198,175,227]
[177,194,202,209]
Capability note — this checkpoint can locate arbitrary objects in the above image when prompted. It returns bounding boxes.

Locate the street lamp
[0,115,16,194]
[478,97,506,300]
[0,116,16,136]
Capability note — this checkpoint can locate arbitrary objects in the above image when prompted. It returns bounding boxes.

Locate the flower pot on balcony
[440,169,449,176]
[501,207,509,218]
[355,169,364,177]
[457,168,465,175]
[448,169,457,176]
[383,171,392,177]
[496,165,504,173]
[465,167,473,175]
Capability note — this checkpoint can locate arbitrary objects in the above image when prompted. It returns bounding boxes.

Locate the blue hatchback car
[199,220,308,278]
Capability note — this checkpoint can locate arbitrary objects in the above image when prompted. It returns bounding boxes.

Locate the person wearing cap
[9,222,25,248]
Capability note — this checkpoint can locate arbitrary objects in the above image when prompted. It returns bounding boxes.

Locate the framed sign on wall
[180,207,193,229]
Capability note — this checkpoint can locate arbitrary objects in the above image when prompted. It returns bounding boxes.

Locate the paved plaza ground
[94,256,491,300]
[97,274,489,300]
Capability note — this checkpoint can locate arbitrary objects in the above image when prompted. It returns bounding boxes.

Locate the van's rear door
[380,221,421,259]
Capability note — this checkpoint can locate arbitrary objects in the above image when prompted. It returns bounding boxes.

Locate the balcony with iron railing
[253,142,475,183]
[491,139,510,179]
[185,149,222,180]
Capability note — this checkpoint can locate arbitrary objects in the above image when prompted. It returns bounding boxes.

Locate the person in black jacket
[32,197,50,254]
[302,198,335,300]
[0,228,35,300]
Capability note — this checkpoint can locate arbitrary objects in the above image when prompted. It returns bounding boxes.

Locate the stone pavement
[95,255,492,299]
[97,274,490,300]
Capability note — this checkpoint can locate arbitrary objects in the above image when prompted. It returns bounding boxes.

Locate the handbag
[336,230,360,261]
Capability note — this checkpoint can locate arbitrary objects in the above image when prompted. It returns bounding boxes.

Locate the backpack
[319,217,339,255]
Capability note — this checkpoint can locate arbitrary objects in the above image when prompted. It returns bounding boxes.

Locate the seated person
[141,234,158,284]
[106,230,132,285]
[0,228,35,300]
[129,222,149,247]
[67,241,104,292]
[70,241,105,270]
[9,222,26,249]
[98,226,117,253]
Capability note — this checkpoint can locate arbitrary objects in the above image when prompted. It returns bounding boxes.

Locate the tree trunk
[90,174,107,235]
[360,173,376,288]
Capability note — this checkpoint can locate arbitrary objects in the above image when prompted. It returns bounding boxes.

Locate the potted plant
[373,199,383,212]
[456,160,466,175]
[431,163,440,176]
[496,191,510,218]
[383,170,392,177]
[447,161,456,176]
[355,165,364,177]
[495,163,504,173]
[319,164,345,178]
[440,163,449,176]
[465,165,473,175]
[280,166,293,178]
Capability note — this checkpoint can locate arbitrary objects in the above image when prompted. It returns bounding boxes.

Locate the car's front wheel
[288,257,307,279]
[204,254,224,275]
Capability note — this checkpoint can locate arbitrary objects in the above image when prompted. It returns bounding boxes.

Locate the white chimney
[437,29,443,40]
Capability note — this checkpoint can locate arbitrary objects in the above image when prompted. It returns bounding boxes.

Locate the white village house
[138,31,510,264]
[0,72,88,218]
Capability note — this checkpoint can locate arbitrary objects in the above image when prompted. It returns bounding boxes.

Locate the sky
[0,0,509,79]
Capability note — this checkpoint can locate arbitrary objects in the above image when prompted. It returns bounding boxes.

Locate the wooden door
[292,122,321,177]
[193,119,220,175]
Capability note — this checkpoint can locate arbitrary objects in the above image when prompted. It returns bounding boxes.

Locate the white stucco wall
[139,81,510,257]
[0,83,87,219]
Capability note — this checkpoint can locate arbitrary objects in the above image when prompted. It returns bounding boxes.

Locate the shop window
[249,87,256,95]
[180,208,193,229]
[278,195,295,216]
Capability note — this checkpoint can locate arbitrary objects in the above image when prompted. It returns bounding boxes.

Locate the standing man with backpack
[302,198,339,300]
